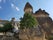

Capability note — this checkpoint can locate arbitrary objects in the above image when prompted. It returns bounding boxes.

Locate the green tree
[3,22,14,32]
[0,27,3,32]
[20,13,38,29]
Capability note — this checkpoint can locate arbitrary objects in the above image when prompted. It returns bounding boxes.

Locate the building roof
[35,9,49,15]
[24,2,33,11]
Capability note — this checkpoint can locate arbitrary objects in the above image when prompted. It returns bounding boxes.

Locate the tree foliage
[0,22,14,32]
[20,13,38,29]
[3,22,14,32]
[0,27,3,32]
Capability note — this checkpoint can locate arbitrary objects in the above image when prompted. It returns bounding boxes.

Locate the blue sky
[0,0,53,21]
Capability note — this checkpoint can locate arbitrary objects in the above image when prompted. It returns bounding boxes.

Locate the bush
[0,22,14,32]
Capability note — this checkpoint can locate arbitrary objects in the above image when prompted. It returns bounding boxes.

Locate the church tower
[24,2,33,13]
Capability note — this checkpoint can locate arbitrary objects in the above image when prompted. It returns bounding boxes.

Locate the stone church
[20,2,53,40]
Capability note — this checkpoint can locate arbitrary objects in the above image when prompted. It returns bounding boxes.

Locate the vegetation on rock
[20,13,38,29]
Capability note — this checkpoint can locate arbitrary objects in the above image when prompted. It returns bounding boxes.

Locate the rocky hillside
[19,26,46,40]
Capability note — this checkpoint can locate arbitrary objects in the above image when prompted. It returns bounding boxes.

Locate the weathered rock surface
[19,27,46,40]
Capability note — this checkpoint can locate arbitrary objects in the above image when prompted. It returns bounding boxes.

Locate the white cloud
[0,6,2,10]
[0,0,2,2]
[11,3,20,11]
[15,6,19,11]
[11,3,14,7]
[0,6,2,9]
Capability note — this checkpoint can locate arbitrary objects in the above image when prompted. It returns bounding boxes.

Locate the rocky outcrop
[19,26,46,40]
[0,26,47,40]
